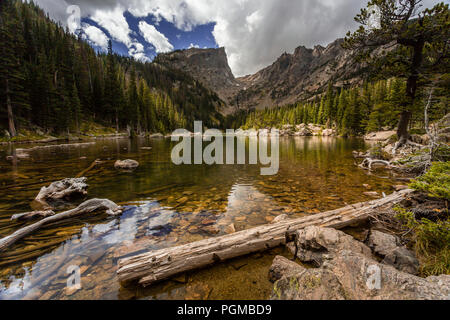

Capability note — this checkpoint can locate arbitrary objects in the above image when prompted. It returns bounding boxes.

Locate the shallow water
[0,136,406,300]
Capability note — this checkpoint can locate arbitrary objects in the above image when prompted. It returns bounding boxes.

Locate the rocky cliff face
[155,39,366,113]
[237,39,362,109]
[154,47,242,110]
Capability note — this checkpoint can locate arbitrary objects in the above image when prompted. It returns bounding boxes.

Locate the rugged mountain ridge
[155,39,366,113]
[237,39,362,109]
[154,47,242,108]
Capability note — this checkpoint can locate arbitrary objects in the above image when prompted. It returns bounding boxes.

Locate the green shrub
[409,162,450,199]
[396,208,450,276]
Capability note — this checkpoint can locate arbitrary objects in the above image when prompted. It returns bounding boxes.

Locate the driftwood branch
[0,199,123,252]
[76,159,102,178]
[117,190,413,286]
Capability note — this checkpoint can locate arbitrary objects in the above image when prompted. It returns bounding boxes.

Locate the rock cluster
[235,124,336,137]
[270,227,449,300]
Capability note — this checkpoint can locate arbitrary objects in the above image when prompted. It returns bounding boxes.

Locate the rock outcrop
[271,227,449,300]
[286,226,372,266]
[271,251,450,300]
[155,47,241,108]
[367,230,419,275]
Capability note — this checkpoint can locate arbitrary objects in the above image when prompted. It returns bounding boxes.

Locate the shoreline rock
[271,227,449,300]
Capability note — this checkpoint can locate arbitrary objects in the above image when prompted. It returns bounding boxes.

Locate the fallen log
[117,189,413,286]
[0,199,123,252]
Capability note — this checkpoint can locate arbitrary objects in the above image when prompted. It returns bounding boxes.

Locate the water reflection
[0,137,406,300]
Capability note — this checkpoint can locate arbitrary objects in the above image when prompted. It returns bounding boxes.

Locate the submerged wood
[117,190,413,286]
[0,199,123,252]
[11,210,55,221]
[76,159,102,178]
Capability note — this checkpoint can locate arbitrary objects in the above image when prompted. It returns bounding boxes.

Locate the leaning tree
[344,0,449,147]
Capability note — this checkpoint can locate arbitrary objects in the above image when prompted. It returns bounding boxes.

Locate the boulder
[271,250,450,300]
[364,131,397,141]
[269,256,305,283]
[114,159,139,170]
[35,178,88,203]
[295,128,312,136]
[286,226,372,266]
[383,246,420,275]
[149,133,164,139]
[367,230,399,257]
[367,230,419,275]
[322,129,335,136]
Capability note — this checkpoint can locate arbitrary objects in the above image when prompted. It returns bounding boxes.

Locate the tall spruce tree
[344,0,450,146]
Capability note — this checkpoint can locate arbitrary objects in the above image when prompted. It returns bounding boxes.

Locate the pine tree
[0,1,28,136]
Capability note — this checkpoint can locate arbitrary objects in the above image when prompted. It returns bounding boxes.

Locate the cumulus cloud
[83,24,109,50]
[128,41,148,61]
[33,0,443,76]
[138,21,174,53]
[188,43,200,49]
[91,5,132,47]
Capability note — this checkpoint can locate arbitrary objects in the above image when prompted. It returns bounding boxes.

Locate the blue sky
[82,12,218,60]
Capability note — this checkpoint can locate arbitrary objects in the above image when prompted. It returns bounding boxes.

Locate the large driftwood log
[117,189,413,286]
[35,177,88,203]
[0,199,123,252]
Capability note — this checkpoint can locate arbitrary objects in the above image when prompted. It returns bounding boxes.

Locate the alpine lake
[0,136,409,300]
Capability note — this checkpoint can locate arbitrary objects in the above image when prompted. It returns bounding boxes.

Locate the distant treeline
[0,0,224,137]
[228,78,449,135]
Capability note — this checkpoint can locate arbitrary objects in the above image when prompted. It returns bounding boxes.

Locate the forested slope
[0,0,224,139]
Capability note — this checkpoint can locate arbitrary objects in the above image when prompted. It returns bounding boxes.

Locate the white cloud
[91,5,132,47]
[128,41,149,61]
[138,21,173,53]
[83,24,109,50]
[33,0,444,76]
[188,43,200,49]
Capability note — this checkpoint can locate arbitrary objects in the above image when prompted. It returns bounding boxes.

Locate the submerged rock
[114,159,139,170]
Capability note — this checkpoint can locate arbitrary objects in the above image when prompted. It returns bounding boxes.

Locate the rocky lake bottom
[0,136,410,299]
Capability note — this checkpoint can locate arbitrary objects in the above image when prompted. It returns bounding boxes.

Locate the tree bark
[6,79,17,137]
[396,37,424,144]
[117,190,413,286]
[397,110,412,143]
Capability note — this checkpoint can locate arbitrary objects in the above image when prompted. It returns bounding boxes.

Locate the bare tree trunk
[396,37,424,146]
[6,79,17,137]
[397,110,412,144]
